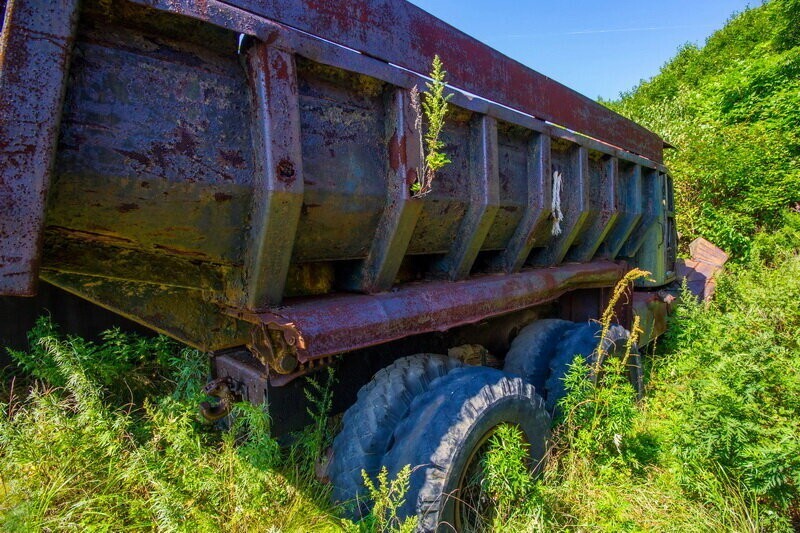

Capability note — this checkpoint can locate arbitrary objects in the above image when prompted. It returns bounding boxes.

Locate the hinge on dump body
[247,322,300,375]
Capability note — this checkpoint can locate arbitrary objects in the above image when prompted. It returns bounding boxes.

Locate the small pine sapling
[409,55,453,197]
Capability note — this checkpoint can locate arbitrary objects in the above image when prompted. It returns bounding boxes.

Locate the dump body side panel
[1,0,676,368]
[129,0,664,163]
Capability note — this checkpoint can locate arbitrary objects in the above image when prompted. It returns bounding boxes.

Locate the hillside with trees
[605,0,799,259]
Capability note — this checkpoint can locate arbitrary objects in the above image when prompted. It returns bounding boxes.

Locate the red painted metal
[129,0,663,163]
[0,0,80,295]
[676,237,729,302]
[234,260,626,362]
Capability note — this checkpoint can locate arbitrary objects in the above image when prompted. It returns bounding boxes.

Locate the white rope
[551,170,564,236]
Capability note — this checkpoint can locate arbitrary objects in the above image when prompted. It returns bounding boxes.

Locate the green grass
[3,243,798,531]
[526,242,800,531]
[0,325,344,532]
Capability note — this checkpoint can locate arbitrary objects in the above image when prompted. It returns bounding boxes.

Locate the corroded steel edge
[127,0,666,167]
[0,0,81,295]
[223,0,663,161]
[230,260,626,362]
[243,43,304,308]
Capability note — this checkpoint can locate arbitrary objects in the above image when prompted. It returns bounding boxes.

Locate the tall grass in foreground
[0,322,346,532]
[498,229,800,532]
[2,224,799,531]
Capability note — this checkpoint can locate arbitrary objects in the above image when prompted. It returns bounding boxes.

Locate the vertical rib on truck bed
[0,0,80,295]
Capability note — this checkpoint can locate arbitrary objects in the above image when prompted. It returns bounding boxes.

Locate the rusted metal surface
[40,270,250,352]
[342,87,423,293]
[1,0,678,375]
[52,8,253,259]
[606,163,643,258]
[621,168,662,259]
[129,0,664,163]
[234,260,626,363]
[490,132,551,272]
[676,237,729,302]
[42,229,229,292]
[632,291,670,347]
[199,376,236,421]
[630,171,676,287]
[0,0,80,295]
[211,349,268,404]
[567,155,620,262]
[291,57,388,263]
[248,322,300,374]
[243,42,304,308]
[530,144,591,266]
[433,114,500,280]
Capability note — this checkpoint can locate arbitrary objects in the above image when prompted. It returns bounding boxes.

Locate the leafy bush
[657,245,800,514]
[606,0,800,260]
[356,466,417,533]
[7,316,176,390]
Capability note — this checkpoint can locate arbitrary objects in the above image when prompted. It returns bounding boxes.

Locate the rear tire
[503,319,576,392]
[329,354,463,515]
[546,323,643,414]
[383,366,550,532]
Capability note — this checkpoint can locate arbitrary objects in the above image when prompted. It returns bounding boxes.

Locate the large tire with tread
[545,323,643,413]
[503,319,577,391]
[383,366,550,532]
[329,354,463,512]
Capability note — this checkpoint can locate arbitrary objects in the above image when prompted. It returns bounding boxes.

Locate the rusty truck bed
[0,0,676,381]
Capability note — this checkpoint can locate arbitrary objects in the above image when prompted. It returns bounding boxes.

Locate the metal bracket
[248,323,299,374]
[199,376,237,422]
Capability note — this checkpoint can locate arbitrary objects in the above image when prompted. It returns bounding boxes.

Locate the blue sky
[406,0,758,100]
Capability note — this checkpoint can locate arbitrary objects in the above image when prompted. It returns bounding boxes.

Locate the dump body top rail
[130,0,664,163]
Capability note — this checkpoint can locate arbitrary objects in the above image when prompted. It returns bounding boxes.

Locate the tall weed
[0,329,342,532]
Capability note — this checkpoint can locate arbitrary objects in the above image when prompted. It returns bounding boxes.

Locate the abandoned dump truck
[2,0,687,528]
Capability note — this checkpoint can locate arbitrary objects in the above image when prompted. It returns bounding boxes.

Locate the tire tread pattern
[383,366,550,531]
[329,354,463,507]
[546,323,643,413]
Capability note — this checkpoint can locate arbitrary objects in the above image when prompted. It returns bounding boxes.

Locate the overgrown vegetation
[410,55,453,197]
[0,326,319,531]
[604,0,800,259]
[0,320,418,532]
[468,225,800,531]
[4,238,798,529]
[359,466,417,533]
[532,227,800,531]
